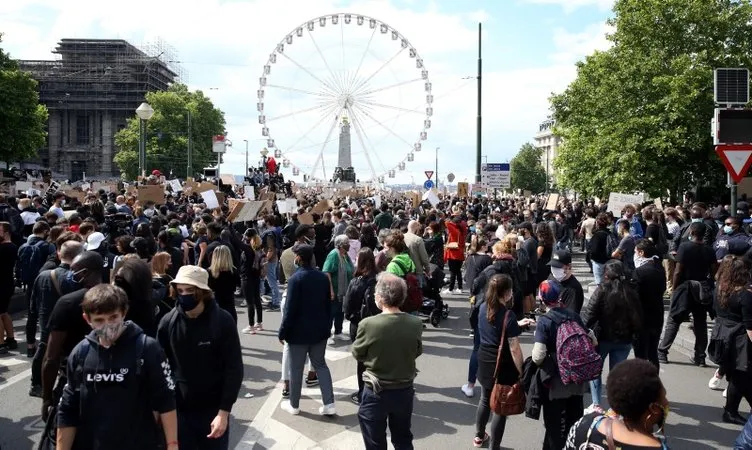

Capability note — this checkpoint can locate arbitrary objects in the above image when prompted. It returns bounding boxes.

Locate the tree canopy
[510,142,547,193]
[550,0,752,200]
[114,83,226,180]
[0,33,48,166]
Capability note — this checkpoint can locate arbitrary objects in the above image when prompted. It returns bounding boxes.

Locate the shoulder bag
[490,310,526,416]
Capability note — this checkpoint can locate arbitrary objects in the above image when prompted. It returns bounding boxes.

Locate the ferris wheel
[256,13,433,183]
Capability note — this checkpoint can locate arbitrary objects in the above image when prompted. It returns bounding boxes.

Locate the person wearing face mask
[547,249,585,314]
[27,240,84,398]
[40,251,103,422]
[158,265,243,450]
[565,359,670,449]
[49,192,66,218]
[631,240,667,368]
[56,284,178,450]
[280,224,317,281]
[715,216,752,262]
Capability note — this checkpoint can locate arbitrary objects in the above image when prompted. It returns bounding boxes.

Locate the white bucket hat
[171,265,211,291]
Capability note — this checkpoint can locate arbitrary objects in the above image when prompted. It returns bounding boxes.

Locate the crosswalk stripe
[0,357,27,367]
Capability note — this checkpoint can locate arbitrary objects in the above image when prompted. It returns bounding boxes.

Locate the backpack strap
[492,310,510,380]
[50,270,62,297]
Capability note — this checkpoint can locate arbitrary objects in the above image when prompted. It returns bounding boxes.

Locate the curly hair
[716,256,750,310]
[606,359,663,423]
[535,222,554,248]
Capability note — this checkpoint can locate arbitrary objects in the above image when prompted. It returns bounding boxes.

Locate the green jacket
[386,253,416,277]
[322,248,354,295]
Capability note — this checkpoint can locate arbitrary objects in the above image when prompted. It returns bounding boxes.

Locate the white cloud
[1,0,612,185]
[550,22,614,64]
[520,0,615,13]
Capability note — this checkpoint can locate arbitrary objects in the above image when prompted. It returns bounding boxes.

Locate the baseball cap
[537,280,562,306]
[85,232,106,251]
[548,250,572,268]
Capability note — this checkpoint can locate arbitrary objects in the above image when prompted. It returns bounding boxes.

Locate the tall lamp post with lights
[135,102,154,179]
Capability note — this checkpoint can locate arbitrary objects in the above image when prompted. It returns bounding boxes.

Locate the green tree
[510,142,547,193]
[114,83,226,179]
[0,33,48,166]
[550,0,752,201]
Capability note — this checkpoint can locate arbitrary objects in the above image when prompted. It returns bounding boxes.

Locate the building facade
[534,117,561,188]
[19,39,178,180]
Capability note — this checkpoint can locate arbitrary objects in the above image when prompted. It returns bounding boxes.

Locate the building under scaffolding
[18,38,182,180]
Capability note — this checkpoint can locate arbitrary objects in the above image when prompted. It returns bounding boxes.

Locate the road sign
[212,135,227,153]
[424,170,434,179]
[716,144,752,183]
[447,173,455,182]
[481,163,511,189]
[423,179,434,190]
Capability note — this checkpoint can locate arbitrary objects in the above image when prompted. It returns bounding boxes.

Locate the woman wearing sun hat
[157,265,243,450]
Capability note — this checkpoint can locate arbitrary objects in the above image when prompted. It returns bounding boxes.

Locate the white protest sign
[244,187,255,200]
[276,200,289,214]
[422,189,440,207]
[14,181,31,195]
[169,179,183,192]
[286,199,297,213]
[607,193,644,215]
[373,194,381,209]
[201,190,219,209]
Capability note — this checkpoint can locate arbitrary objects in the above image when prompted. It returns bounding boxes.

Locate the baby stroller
[420,263,450,327]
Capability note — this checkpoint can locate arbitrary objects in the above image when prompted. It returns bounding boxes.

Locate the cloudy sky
[1,0,613,185]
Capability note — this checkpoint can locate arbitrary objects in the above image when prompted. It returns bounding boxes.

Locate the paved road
[0,252,744,449]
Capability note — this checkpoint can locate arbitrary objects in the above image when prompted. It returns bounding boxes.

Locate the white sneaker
[328,338,336,346]
[280,400,300,415]
[333,333,347,341]
[241,326,254,334]
[319,403,336,416]
[461,384,475,398]
[441,288,452,295]
[709,370,724,391]
[453,288,462,295]
[240,300,247,307]
[723,388,728,398]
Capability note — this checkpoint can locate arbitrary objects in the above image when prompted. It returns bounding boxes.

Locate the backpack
[549,314,602,385]
[393,259,422,313]
[18,239,50,283]
[343,275,377,322]
[605,231,619,256]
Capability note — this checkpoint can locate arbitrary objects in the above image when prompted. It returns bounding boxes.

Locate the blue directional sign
[423,179,434,190]
[481,163,511,189]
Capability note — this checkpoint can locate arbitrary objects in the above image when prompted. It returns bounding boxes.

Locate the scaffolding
[17,38,184,179]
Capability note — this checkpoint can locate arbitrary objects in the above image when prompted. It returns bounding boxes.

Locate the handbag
[489,310,526,416]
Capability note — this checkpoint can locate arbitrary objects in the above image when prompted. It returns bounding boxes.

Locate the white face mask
[551,266,567,282]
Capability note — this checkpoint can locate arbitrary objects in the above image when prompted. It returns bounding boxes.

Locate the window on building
[76,115,89,145]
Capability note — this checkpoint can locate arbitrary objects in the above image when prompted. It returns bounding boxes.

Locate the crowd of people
[0,182,751,449]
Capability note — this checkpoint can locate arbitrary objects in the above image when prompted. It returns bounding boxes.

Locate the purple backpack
[553,319,602,385]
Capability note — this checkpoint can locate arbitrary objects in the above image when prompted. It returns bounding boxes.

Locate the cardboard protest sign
[137,185,164,204]
[311,200,331,215]
[457,182,469,198]
[545,194,559,211]
[220,174,235,186]
[227,199,246,222]
[232,201,266,223]
[298,212,314,225]
[169,179,183,192]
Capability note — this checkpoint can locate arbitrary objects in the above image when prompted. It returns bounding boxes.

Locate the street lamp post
[260,147,269,172]
[435,147,440,191]
[187,109,192,179]
[135,102,154,179]
[244,139,249,176]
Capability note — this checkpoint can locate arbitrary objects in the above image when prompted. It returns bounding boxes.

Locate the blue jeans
[178,408,229,450]
[261,261,281,306]
[590,341,632,405]
[468,328,480,384]
[359,386,414,450]
[592,261,605,286]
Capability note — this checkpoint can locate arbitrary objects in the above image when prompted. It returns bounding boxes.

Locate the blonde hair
[493,239,516,258]
[209,245,234,278]
[250,235,262,251]
[151,252,171,276]
[18,198,31,209]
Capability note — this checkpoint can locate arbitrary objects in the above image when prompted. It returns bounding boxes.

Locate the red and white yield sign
[716,144,752,184]
[424,171,434,180]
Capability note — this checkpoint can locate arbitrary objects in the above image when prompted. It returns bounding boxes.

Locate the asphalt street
[0,251,744,449]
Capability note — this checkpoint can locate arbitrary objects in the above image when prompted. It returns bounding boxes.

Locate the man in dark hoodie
[158,265,243,450]
[56,284,178,450]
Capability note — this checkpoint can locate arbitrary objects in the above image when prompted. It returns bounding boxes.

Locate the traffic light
[714,108,752,145]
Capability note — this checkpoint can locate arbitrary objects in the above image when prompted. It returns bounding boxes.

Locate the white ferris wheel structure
[256,13,434,184]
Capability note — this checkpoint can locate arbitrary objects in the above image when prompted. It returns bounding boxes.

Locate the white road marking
[0,357,28,367]
[0,368,31,392]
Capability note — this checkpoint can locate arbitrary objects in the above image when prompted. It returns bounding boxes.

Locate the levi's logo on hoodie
[86,368,129,383]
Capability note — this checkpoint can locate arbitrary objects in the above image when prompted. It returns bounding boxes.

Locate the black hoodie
[157,299,243,413]
[57,322,176,450]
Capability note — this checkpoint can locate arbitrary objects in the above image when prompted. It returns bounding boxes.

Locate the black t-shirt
[716,288,752,331]
[0,241,18,288]
[47,289,90,356]
[676,241,715,283]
